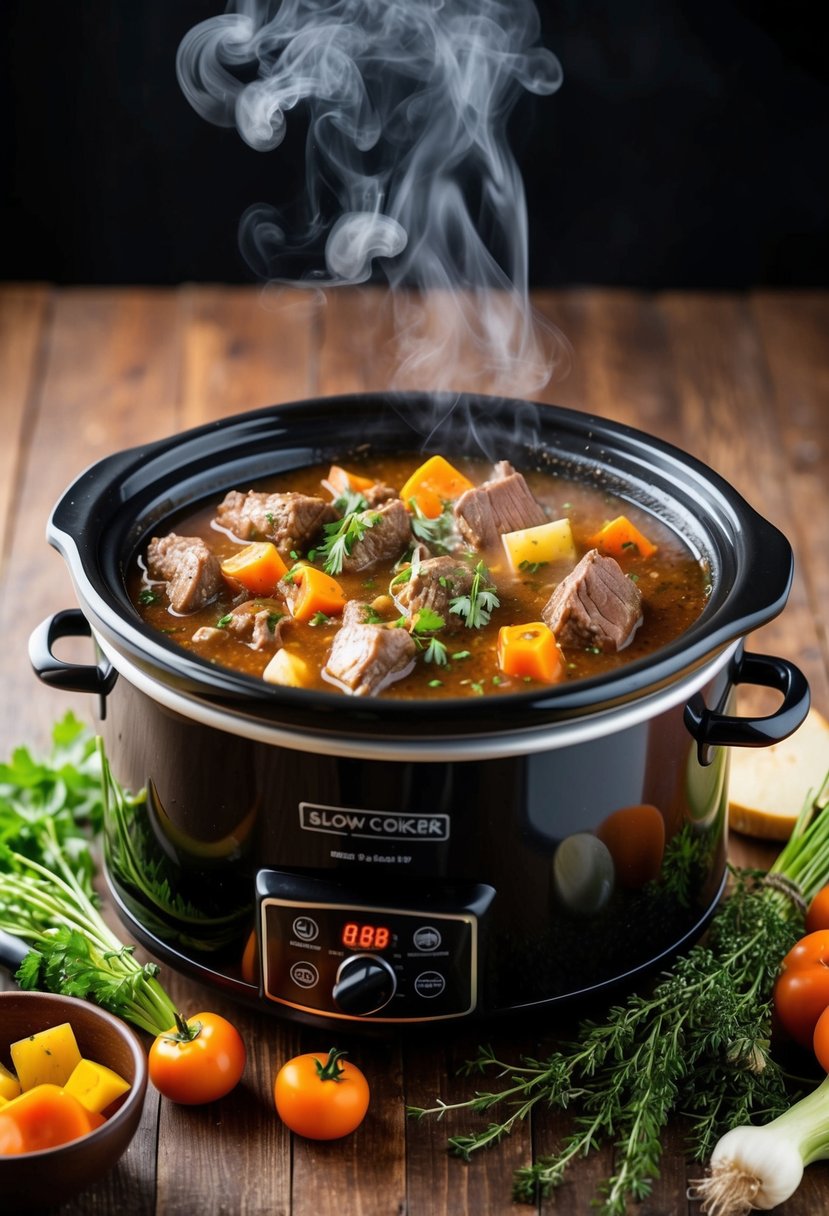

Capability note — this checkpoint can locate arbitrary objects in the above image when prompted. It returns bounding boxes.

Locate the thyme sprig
[408,773,829,1215]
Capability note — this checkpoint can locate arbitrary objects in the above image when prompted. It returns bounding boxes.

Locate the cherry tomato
[814,1005,829,1072]
[773,931,829,1048]
[806,886,829,934]
[149,1012,246,1105]
[274,1047,369,1139]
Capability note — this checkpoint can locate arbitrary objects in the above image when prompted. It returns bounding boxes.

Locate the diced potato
[10,1023,82,1091]
[502,518,575,572]
[263,649,310,688]
[64,1058,131,1114]
[0,1060,21,1102]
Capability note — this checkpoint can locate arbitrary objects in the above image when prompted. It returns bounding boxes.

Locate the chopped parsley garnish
[518,559,549,575]
[427,678,443,688]
[309,611,334,627]
[333,488,369,516]
[317,510,381,576]
[216,613,233,628]
[407,498,455,549]
[450,561,500,629]
[451,650,471,660]
[266,611,284,633]
[423,637,449,665]
[359,606,384,625]
[138,588,160,605]
[408,607,448,665]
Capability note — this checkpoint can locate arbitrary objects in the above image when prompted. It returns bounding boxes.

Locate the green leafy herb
[407,498,455,550]
[266,611,284,633]
[0,719,180,1036]
[408,775,829,1215]
[309,611,335,627]
[450,561,500,629]
[451,650,471,661]
[101,748,248,953]
[358,606,384,625]
[216,613,233,628]
[423,637,449,666]
[317,510,381,576]
[518,559,549,575]
[138,587,160,605]
[333,488,369,516]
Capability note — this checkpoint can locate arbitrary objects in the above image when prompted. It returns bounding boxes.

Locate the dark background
[1,1,826,288]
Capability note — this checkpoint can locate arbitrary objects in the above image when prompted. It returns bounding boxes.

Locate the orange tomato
[806,885,829,934]
[274,1048,369,1140]
[595,804,666,889]
[0,1084,101,1154]
[149,1013,246,1105]
[773,931,829,1049]
[814,1005,829,1071]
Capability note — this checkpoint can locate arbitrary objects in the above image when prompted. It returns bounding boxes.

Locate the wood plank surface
[0,285,827,1216]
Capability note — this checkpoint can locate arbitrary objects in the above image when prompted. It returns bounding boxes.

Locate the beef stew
[131,453,711,700]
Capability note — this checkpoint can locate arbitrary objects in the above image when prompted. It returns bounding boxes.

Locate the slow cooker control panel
[256,870,494,1022]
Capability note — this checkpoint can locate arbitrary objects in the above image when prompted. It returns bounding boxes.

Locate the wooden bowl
[0,990,148,1211]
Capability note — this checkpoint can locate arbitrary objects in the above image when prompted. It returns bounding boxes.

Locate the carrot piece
[0,1084,100,1154]
[326,465,376,494]
[288,565,347,622]
[221,542,288,595]
[497,622,563,682]
[588,515,657,559]
[400,455,474,520]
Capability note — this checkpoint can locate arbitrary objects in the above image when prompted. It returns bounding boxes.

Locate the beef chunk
[453,461,546,549]
[215,490,337,553]
[541,549,642,653]
[363,481,398,507]
[226,600,290,651]
[395,555,474,624]
[325,600,416,696]
[341,498,413,574]
[146,534,222,614]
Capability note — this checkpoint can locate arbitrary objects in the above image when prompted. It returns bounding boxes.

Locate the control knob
[333,953,397,1016]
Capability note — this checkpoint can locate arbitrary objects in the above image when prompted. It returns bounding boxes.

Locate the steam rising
[177,0,567,394]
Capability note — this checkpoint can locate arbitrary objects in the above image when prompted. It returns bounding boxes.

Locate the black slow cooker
[30,393,809,1029]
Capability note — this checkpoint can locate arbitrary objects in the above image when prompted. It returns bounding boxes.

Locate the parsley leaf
[317,510,381,576]
[450,561,500,629]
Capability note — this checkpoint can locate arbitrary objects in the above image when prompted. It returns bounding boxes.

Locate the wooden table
[1,285,827,1214]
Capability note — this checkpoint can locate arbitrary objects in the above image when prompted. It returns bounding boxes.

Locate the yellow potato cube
[502,518,575,572]
[0,1059,21,1101]
[64,1058,131,1113]
[10,1022,82,1091]
[263,649,310,688]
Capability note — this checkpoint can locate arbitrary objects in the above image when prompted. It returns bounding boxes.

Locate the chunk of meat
[453,460,546,549]
[146,534,223,614]
[394,555,474,624]
[541,549,643,653]
[341,499,412,574]
[325,600,417,696]
[227,600,291,651]
[363,481,398,507]
[215,490,337,553]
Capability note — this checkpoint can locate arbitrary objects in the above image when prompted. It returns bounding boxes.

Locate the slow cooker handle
[29,610,116,697]
[684,650,810,766]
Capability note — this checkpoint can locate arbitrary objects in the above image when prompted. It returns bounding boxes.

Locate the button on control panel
[256,871,494,1023]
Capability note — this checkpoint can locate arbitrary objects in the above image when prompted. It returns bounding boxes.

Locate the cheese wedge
[728,707,829,840]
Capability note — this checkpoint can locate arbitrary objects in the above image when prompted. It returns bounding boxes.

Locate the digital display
[341,921,391,950]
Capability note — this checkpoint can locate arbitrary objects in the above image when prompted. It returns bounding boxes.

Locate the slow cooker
[30,393,809,1029]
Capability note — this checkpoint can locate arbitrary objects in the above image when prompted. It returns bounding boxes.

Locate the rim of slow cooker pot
[47,391,793,735]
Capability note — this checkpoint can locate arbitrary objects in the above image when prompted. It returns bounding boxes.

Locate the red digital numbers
[342,922,391,950]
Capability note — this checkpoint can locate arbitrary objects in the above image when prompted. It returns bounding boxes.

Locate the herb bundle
[409,774,829,1215]
[0,714,179,1036]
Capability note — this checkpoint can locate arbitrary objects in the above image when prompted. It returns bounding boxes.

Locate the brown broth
[129,454,711,700]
